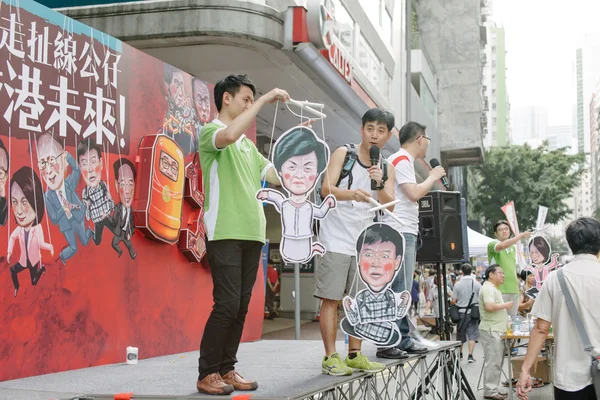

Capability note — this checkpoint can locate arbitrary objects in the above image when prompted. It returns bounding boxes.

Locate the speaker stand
[435,262,476,400]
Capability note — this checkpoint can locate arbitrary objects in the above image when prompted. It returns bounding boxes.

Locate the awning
[468,228,494,257]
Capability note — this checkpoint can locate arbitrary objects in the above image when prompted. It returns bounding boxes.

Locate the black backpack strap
[336,143,358,189]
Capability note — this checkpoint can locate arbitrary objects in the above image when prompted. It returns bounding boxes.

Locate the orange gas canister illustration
[133,134,185,244]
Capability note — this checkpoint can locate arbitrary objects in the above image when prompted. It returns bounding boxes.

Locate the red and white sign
[305,0,353,83]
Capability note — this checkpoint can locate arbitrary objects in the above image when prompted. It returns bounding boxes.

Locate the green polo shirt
[487,240,519,294]
[198,119,271,243]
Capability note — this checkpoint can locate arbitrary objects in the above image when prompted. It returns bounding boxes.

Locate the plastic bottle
[513,315,521,335]
[507,316,513,335]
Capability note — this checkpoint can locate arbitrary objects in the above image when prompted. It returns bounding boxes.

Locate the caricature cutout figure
[340,223,412,347]
[525,235,559,289]
[256,127,336,264]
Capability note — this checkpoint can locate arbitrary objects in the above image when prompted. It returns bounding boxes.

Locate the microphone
[430,158,449,189]
[370,146,380,190]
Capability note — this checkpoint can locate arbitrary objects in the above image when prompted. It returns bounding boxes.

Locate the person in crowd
[517,217,600,400]
[479,264,514,400]
[377,121,446,358]
[518,270,535,317]
[451,263,481,362]
[411,271,421,316]
[196,74,290,395]
[314,108,396,376]
[487,220,532,318]
[265,260,279,320]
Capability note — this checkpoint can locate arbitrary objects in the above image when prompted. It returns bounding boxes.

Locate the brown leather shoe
[221,370,258,391]
[196,373,234,395]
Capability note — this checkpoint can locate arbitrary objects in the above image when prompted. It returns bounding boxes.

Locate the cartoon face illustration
[356,223,404,293]
[273,127,329,197]
[165,65,187,109]
[159,150,179,182]
[114,160,136,209]
[10,167,45,228]
[192,78,211,124]
[77,139,103,189]
[529,236,551,265]
[37,133,66,191]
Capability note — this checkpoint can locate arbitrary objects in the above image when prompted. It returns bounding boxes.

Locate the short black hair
[77,138,102,163]
[529,236,551,263]
[113,158,137,181]
[10,166,45,225]
[214,74,256,112]
[461,263,472,276]
[273,127,328,174]
[493,220,511,233]
[356,223,404,258]
[362,108,395,132]
[520,269,532,281]
[566,217,600,256]
[484,264,501,281]
[399,121,426,145]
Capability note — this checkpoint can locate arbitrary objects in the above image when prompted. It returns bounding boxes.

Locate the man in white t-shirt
[517,217,600,400]
[377,121,447,357]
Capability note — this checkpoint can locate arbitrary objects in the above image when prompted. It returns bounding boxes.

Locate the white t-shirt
[531,254,600,392]
[320,149,380,256]
[382,148,419,235]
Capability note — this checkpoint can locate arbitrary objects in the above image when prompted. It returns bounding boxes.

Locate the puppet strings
[267,100,280,162]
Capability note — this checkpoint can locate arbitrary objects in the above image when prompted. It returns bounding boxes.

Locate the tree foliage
[469,144,585,236]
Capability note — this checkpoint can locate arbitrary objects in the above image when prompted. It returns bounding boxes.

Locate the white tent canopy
[468,228,494,257]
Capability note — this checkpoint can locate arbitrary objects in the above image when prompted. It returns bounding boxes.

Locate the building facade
[483,24,509,148]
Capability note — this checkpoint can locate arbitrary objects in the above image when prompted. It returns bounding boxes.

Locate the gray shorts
[457,313,479,343]
[314,251,366,301]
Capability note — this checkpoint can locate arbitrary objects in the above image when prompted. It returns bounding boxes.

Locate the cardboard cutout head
[355,223,405,293]
[272,126,329,198]
[528,235,551,265]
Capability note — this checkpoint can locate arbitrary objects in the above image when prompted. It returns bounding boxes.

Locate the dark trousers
[198,239,263,380]
[11,261,43,290]
[266,287,275,314]
[93,218,113,245]
[112,233,136,259]
[555,385,597,400]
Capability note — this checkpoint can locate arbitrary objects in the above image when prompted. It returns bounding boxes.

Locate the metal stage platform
[0,340,473,400]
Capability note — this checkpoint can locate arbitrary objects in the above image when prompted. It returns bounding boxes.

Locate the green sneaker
[345,352,386,373]
[322,353,353,376]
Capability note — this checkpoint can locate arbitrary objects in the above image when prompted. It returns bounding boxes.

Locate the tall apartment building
[510,105,548,148]
[546,125,574,151]
[482,24,509,148]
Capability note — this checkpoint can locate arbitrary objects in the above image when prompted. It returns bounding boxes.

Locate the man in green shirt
[479,264,515,400]
[196,74,290,395]
[487,220,531,318]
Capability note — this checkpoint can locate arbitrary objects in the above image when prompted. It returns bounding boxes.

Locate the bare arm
[495,232,531,252]
[321,147,371,202]
[400,166,446,203]
[484,300,513,312]
[214,88,290,149]
[264,167,281,186]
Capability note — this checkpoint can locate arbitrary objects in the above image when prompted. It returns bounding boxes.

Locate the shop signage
[306,0,353,84]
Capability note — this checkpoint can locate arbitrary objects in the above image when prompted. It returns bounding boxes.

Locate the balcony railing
[411,32,436,74]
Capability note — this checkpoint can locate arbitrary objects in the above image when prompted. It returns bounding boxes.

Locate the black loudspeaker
[416,191,464,263]
[460,198,469,263]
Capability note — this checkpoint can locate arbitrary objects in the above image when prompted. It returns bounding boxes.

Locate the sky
[494,0,600,126]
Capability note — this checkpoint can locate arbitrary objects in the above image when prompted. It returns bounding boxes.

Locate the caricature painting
[525,235,559,289]
[340,223,411,347]
[256,126,336,264]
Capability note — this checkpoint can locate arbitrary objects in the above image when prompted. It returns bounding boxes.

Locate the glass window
[331,0,354,56]
[358,34,381,89]
[382,71,392,102]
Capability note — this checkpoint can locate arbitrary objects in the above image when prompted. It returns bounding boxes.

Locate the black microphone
[430,158,449,189]
[370,146,380,190]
